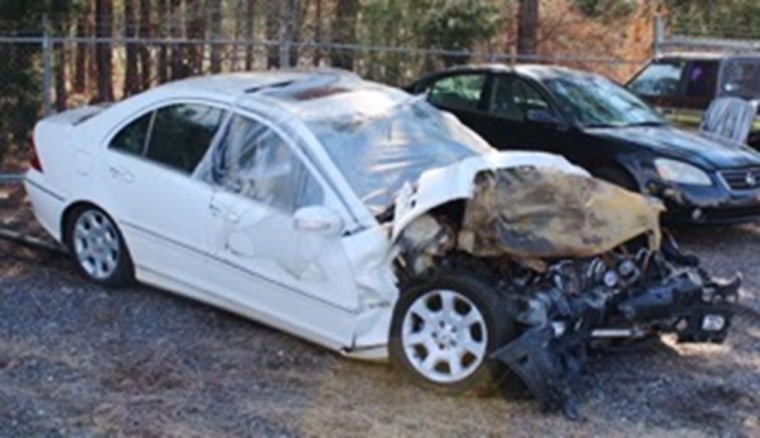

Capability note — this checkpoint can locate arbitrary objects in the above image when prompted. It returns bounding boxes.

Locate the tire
[593,166,639,192]
[65,206,134,288]
[389,271,516,396]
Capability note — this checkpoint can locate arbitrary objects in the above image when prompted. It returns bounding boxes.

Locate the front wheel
[389,272,515,395]
[66,206,134,288]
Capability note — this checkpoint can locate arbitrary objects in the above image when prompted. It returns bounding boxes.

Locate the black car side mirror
[526,109,560,126]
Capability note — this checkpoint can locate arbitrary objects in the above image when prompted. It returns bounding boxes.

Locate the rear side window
[628,60,685,97]
[428,74,486,111]
[110,113,152,155]
[721,60,760,98]
[146,104,226,173]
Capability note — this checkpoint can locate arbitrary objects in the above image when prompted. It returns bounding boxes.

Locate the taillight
[29,135,43,172]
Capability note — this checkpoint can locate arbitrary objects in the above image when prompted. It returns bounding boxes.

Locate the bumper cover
[492,270,740,419]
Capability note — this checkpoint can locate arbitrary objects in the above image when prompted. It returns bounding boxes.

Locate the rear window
[721,60,760,99]
[628,60,685,97]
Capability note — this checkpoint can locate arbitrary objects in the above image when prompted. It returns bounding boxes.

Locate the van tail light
[29,135,43,172]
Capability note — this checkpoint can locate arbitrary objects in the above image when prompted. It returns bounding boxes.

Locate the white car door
[102,102,227,292]
[201,113,360,349]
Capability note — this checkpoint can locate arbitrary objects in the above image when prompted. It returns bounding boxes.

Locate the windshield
[546,75,666,128]
[307,97,492,215]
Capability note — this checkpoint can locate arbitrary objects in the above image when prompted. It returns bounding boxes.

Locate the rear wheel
[389,272,515,395]
[66,206,134,287]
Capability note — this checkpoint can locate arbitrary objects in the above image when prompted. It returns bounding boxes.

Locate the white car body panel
[24,71,587,359]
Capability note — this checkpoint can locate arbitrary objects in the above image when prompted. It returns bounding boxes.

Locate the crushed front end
[394,165,740,418]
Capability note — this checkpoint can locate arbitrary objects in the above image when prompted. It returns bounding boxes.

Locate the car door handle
[109,166,134,183]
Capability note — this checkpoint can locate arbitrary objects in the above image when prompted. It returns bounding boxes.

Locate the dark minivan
[626,53,760,114]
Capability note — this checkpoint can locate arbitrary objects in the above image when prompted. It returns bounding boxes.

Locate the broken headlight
[654,158,712,186]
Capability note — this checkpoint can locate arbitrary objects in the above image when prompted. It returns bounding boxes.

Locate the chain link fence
[0,2,660,166]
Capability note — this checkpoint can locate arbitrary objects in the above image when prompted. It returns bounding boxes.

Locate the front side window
[110,112,152,155]
[489,76,552,121]
[207,115,323,213]
[684,61,719,98]
[628,60,685,97]
[428,74,486,111]
[146,103,226,173]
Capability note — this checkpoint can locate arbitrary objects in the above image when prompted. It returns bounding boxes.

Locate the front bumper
[492,269,740,419]
[647,179,760,225]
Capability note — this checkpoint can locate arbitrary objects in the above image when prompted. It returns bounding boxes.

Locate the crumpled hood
[391,151,589,240]
[393,150,663,260]
[586,125,760,169]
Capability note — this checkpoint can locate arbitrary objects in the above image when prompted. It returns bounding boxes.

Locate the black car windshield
[545,75,666,128]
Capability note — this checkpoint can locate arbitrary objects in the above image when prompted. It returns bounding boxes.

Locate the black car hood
[586,125,760,169]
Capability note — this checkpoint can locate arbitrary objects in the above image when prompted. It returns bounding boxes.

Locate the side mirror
[293,206,344,237]
[526,108,560,125]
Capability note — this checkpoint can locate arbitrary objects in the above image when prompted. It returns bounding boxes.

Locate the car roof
[654,51,760,61]
[154,69,407,120]
[422,63,599,83]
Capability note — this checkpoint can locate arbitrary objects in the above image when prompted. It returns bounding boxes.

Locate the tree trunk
[265,0,280,68]
[138,0,152,89]
[517,0,539,56]
[209,0,223,73]
[186,0,206,74]
[169,0,185,79]
[313,0,322,66]
[330,0,357,70]
[157,0,169,83]
[73,1,90,93]
[95,0,114,102]
[244,0,256,70]
[124,0,139,96]
[54,4,68,111]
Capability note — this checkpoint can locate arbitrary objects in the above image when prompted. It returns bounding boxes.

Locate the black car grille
[719,168,760,191]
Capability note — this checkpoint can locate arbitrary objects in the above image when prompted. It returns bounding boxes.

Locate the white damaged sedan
[26,70,738,413]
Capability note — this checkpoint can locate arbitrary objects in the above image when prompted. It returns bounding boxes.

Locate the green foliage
[572,0,635,19]
[666,0,760,38]
[360,0,501,83]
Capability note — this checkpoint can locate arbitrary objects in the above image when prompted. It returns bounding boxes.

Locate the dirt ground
[0,181,758,438]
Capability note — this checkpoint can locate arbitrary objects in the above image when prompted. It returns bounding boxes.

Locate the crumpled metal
[458,167,664,259]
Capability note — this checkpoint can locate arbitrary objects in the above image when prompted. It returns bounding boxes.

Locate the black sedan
[409,64,760,224]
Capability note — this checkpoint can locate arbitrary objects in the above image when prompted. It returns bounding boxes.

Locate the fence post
[653,13,664,57]
[42,14,53,116]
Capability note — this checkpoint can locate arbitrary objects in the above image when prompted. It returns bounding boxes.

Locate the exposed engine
[395,212,740,419]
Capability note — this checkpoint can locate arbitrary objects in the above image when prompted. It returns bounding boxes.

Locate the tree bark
[208,0,223,73]
[73,1,90,93]
[330,0,357,70]
[186,0,206,74]
[123,0,139,96]
[95,0,114,102]
[157,0,169,83]
[54,4,68,111]
[265,0,280,68]
[244,0,256,70]
[169,0,186,79]
[517,0,539,56]
[138,0,152,89]
[313,0,322,66]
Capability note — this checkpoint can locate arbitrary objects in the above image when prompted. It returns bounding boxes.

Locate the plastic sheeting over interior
[301,88,493,215]
[458,167,664,259]
[700,96,758,144]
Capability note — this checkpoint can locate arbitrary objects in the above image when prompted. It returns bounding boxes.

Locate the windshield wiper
[625,121,666,127]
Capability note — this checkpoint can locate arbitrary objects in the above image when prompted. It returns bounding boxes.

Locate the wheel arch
[60,200,110,246]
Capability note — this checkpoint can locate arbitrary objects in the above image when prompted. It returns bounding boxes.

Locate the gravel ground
[0,187,758,437]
